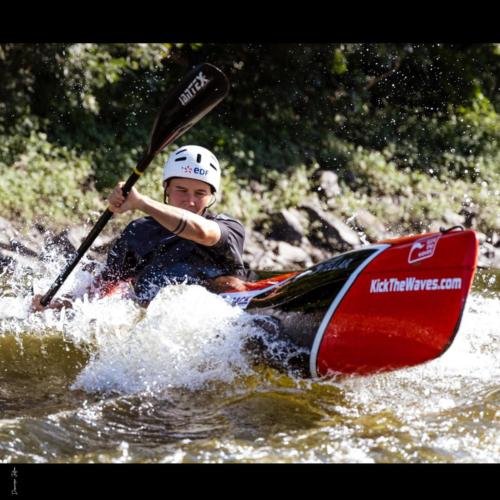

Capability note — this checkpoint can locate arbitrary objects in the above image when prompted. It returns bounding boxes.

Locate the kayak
[102,227,478,377]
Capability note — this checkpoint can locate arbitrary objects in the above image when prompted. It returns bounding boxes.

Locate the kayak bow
[101,227,478,378]
[221,227,478,377]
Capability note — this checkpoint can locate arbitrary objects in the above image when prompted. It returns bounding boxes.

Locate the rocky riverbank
[246,203,500,271]
[1,194,500,280]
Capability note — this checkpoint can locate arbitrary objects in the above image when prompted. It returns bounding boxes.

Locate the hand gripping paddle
[40,63,230,306]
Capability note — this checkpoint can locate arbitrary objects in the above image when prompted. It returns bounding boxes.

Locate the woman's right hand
[108,182,144,214]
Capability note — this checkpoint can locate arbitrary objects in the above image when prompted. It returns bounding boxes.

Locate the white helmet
[162,145,221,193]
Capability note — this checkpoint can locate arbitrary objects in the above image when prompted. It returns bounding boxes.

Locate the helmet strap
[206,194,217,210]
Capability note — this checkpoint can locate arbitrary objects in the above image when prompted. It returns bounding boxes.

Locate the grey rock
[443,209,465,227]
[43,230,77,259]
[352,208,387,242]
[0,217,21,246]
[66,226,116,254]
[0,217,41,258]
[492,232,500,248]
[299,201,361,251]
[0,253,14,270]
[476,232,488,245]
[478,242,500,269]
[274,241,312,268]
[459,207,478,228]
[301,237,334,264]
[243,229,267,269]
[268,209,306,244]
[0,247,37,271]
[65,226,90,250]
[254,253,278,271]
[315,170,342,199]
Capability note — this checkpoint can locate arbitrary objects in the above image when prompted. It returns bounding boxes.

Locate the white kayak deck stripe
[309,244,390,378]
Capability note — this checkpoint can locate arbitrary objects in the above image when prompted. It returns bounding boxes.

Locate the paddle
[40,63,230,306]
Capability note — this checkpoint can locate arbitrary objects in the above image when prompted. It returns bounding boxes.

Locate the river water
[0,254,498,463]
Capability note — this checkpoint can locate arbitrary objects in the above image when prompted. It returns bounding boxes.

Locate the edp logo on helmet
[181,166,209,177]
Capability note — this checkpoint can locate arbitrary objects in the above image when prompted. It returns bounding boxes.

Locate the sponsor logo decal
[181,165,209,177]
[221,283,285,309]
[370,276,462,293]
[222,295,252,308]
[179,71,209,106]
[408,234,440,264]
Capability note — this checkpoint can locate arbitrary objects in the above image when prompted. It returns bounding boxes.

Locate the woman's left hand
[31,294,73,312]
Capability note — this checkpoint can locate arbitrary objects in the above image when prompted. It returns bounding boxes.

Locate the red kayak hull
[100,228,478,377]
[313,230,477,376]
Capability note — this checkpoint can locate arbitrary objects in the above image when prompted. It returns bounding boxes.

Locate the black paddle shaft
[40,63,230,306]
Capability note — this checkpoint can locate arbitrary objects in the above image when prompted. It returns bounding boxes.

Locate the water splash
[2,276,268,395]
[1,250,499,462]
[320,293,500,462]
[72,284,266,394]
[338,293,500,415]
[0,243,299,397]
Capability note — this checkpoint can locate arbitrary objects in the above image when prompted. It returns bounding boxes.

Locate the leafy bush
[0,43,499,240]
[0,131,102,225]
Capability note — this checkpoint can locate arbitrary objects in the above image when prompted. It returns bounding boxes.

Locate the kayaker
[32,145,249,310]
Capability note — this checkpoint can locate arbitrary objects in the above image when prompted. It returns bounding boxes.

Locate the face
[165,177,213,215]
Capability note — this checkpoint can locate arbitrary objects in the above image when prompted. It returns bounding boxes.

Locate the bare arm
[108,182,221,247]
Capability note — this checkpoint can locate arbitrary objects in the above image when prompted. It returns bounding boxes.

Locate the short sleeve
[209,214,246,275]
[211,216,245,253]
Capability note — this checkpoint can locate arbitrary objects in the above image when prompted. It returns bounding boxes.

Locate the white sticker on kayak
[219,276,298,309]
[220,287,275,309]
[370,276,462,293]
[408,234,440,264]
[221,294,253,308]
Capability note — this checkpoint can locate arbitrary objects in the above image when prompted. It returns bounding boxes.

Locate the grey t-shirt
[101,212,246,302]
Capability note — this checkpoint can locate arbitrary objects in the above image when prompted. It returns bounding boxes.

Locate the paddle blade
[147,63,230,158]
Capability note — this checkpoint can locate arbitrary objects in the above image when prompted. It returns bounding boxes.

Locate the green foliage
[0,130,103,224]
[336,145,500,235]
[0,43,499,238]
[215,163,315,228]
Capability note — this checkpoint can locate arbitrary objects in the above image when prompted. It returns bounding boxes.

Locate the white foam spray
[72,284,264,394]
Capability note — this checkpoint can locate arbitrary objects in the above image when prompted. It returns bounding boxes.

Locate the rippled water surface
[0,259,498,463]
